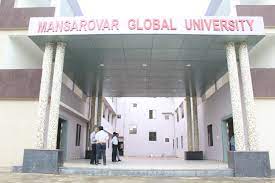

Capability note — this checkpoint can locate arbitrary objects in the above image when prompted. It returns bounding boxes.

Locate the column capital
[56,42,67,48]
[225,41,235,48]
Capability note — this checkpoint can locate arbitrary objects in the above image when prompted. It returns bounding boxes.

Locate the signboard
[28,16,264,36]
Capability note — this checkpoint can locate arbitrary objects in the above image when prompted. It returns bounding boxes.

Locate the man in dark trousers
[90,126,99,164]
[95,126,109,165]
[112,132,118,162]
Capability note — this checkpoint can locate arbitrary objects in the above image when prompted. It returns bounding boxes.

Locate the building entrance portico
[21,15,271,177]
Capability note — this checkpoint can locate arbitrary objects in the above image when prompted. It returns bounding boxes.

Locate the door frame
[57,117,68,161]
[221,114,232,162]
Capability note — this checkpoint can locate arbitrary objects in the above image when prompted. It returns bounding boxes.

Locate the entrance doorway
[56,118,68,160]
[222,116,235,162]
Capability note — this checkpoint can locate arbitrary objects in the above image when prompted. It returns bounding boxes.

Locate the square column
[47,42,66,150]
[185,96,193,151]
[192,97,199,151]
[225,42,246,151]
[35,42,55,149]
[238,42,258,151]
[184,68,193,152]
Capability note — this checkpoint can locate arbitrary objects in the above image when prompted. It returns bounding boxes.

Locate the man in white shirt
[111,132,118,162]
[90,126,99,164]
[95,126,109,165]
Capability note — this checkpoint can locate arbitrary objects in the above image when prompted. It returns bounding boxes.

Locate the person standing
[116,133,121,162]
[95,126,109,165]
[90,126,99,164]
[112,132,118,162]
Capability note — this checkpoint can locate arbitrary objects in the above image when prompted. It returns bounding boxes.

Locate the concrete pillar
[95,68,103,126]
[225,42,246,151]
[192,97,199,151]
[186,96,193,151]
[47,42,66,150]
[97,96,103,126]
[35,42,55,149]
[238,42,258,151]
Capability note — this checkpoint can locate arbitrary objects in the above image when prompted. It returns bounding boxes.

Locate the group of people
[90,126,121,165]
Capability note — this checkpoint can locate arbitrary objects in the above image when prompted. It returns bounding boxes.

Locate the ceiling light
[178,79,183,82]
[99,64,104,67]
[185,64,191,67]
[142,64,148,67]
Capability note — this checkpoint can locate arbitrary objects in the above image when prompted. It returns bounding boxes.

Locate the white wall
[240,0,275,5]
[116,97,176,157]
[250,35,275,68]
[60,109,87,160]
[14,0,51,8]
[198,84,232,161]
[54,0,74,16]
[173,98,187,158]
[0,100,39,167]
[255,99,275,169]
[0,31,43,69]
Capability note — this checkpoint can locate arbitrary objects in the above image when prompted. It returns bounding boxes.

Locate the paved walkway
[0,173,274,183]
[64,157,228,170]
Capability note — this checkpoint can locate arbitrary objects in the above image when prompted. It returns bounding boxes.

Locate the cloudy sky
[78,0,210,16]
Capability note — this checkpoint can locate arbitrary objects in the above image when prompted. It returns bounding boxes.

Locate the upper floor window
[75,124,81,146]
[180,103,184,118]
[175,108,179,122]
[207,124,214,146]
[149,110,156,119]
[133,103,137,107]
[149,132,157,141]
[129,125,137,134]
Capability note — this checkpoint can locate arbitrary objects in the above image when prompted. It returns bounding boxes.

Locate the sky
[78,0,211,16]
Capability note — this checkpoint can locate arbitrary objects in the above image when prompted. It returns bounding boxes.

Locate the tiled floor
[63,157,229,170]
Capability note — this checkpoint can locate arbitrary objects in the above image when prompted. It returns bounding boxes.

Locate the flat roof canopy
[28,16,265,97]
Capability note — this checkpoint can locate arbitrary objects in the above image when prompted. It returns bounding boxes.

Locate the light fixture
[185,64,191,67]
[142,64,148,67]
[99,64,104,67]
[178,79,183,82]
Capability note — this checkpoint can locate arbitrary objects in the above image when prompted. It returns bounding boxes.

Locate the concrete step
[60,167,234,177]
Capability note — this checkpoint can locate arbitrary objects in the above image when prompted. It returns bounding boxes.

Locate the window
[129,125,137,134]
[133,103,137,107]
[117,114,121,119]
[181,136,183,149]
[173,139,175,149]
[165,138,169,142]
[176,108,179,122]
[102,105,106,118]
[207,124,213,146]
[149,110,156,119]
[181,103,184,118]
[164,114,169,120]
[176,137,179,149]
[149,132,157,141]
[75,124,81,146]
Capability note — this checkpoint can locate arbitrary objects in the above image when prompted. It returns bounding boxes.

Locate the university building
[0,0,275,177]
